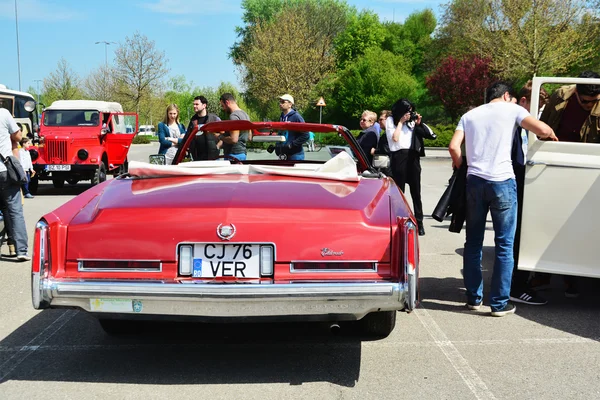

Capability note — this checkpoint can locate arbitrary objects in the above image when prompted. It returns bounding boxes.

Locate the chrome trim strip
[38,279,407,318]
[77,260,163,273]
[290,261,378,273]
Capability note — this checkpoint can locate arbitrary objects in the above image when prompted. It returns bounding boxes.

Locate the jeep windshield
[43,110,100,127]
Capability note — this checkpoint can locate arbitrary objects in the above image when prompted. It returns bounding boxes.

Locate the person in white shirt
[19,137,35,198]
[386,98,437,236]
[0,108,30,261]
[448,81,556,317]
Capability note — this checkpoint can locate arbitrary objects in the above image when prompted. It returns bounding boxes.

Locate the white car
[138,125,156,136]
[519,76,600,278]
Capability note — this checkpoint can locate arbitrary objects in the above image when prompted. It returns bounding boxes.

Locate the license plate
[192,243,263,278]
[46,165,71,171]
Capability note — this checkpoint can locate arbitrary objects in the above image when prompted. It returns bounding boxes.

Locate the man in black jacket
[275,94,309,160]
[186,96,221,160]
[385,99,437,235]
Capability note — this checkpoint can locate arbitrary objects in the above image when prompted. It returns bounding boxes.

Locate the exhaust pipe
[329,323,341,335]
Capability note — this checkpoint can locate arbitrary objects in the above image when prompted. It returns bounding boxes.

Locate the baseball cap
[279,94,294,104]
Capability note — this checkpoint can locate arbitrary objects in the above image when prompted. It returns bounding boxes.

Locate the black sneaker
[509,291,547,306]
[490,303,516,317]
[466,301,482,311]
[418,224,425,236]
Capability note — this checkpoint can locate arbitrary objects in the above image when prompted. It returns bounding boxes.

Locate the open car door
[105,113,138,167]
[519,77,600,278]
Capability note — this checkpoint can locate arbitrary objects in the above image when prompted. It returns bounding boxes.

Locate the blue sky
[0,0,445,95]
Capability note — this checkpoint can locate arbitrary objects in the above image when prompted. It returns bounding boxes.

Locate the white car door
[519,77,600,278]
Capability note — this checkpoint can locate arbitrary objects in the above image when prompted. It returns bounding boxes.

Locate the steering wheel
[216,155,243,164]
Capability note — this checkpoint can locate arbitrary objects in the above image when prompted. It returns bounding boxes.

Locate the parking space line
[414,306,497,400]
[0,310,77,382]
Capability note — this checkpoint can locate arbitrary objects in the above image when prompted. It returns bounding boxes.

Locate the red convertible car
[31,121,419,337]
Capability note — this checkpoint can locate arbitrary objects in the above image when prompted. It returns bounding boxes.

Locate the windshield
[44,110,100,126]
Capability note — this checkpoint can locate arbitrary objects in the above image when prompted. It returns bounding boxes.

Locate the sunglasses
[577,92,600,104]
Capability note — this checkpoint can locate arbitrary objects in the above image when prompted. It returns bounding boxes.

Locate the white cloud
[141,0,241,15]
[0,0,83,21]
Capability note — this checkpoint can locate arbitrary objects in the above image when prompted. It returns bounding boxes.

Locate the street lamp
[95,41,116,100]
[15,0,22,91]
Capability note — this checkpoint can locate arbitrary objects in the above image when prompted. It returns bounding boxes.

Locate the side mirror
[24,100,36,113]
[372,154,390,169]
[149,154,166,165]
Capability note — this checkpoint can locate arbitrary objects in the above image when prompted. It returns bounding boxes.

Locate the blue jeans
[226,153,246,161]
[0,171,29,256]
[288,152,305,161]
[463,175,517,312]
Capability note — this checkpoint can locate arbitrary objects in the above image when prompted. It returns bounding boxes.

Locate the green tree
[240,4,338,114]
[113,32,169,114]
[331,48,418,121]
[436,0,600,79]
[334,11,386,68]
[42,58,83,104]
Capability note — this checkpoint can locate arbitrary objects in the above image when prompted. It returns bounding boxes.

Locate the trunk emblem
[321,248,344,257]
[217,223,236,240]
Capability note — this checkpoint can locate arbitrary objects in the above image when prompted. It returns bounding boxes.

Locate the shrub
[132,135,151,144]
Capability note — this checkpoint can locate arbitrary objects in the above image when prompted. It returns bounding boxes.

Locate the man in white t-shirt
[0,108,30,261]
[448,81,556,317]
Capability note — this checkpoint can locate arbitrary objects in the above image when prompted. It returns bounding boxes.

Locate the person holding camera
[385,98,437,236]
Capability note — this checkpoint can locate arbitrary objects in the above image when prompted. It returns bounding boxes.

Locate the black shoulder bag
[0,153,27,185]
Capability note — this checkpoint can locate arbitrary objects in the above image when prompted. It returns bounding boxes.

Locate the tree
[331,48,419,121]
[83,66,116,101]
[231,0,351,65]
[113,32,169,113]
[43,58,82,104]
[240,4,338,113]
[334,11,386,68]
[436,0,600,79]
[426,54,494,120]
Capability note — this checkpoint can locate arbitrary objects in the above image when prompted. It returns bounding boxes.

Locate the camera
[409,111,418,122]
[267,145,275,153]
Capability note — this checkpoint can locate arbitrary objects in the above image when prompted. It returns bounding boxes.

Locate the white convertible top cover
[46,100,123,113]
[128,151,359,182]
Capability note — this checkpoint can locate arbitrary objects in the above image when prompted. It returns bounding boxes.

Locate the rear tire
[92,161,107,185]
[358,311,396,338]
[52,178,65,189]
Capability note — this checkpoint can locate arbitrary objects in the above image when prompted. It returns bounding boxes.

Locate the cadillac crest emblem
[217,223,236,240]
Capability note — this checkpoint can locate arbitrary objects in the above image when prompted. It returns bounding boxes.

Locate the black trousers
[511,164,530,293]
[391,149,423,224]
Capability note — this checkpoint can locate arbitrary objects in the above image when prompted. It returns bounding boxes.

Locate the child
[19,138,35,199]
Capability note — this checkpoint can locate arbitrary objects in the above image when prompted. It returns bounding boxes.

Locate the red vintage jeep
[30,100,138,193]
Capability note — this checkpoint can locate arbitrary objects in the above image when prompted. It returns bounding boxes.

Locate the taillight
[32,220,49,275]
[404,220,418,276]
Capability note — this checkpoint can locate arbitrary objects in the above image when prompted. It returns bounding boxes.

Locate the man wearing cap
[276,94,309,161]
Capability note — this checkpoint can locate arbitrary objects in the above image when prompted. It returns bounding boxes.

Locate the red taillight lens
[32,220,49,274]
[404,220,418,275]
[78,260,161,271]
[292,262,375,271]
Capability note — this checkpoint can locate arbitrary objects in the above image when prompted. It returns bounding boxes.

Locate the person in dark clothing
[356,110,379,165]
[275,94,309,161]
[385,99,437,236]
[509,81,549,306]
[186,96,221,160]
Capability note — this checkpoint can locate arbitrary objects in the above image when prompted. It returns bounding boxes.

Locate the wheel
[358,311,396,338]
[92,161,107,185]
[66,178,79,185]
[98,319,138,335]
[52,177,65,189]
[314,141,323,151]
[29,176,39,195]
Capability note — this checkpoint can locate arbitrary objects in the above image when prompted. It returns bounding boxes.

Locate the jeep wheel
[92,162,107,185]
[29,176,39,195]
[52,178,65,189]
[357,311,396,338]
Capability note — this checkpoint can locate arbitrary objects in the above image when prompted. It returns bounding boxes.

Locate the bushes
[425,123,455,148]
[132,135,152,144]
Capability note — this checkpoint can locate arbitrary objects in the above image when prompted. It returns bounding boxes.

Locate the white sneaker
[17,254,31,261]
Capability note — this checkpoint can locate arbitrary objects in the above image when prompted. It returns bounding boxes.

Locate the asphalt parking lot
[0,144,598,399]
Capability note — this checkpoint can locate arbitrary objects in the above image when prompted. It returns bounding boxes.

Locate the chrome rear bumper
[32,274,411,319]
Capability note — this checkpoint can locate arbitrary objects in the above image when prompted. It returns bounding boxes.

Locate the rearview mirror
[252,135,286,142]
[149,154,166,165]
[373,154,390,169]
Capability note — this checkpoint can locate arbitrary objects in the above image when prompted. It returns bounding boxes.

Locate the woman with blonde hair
[157,104,186,164]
